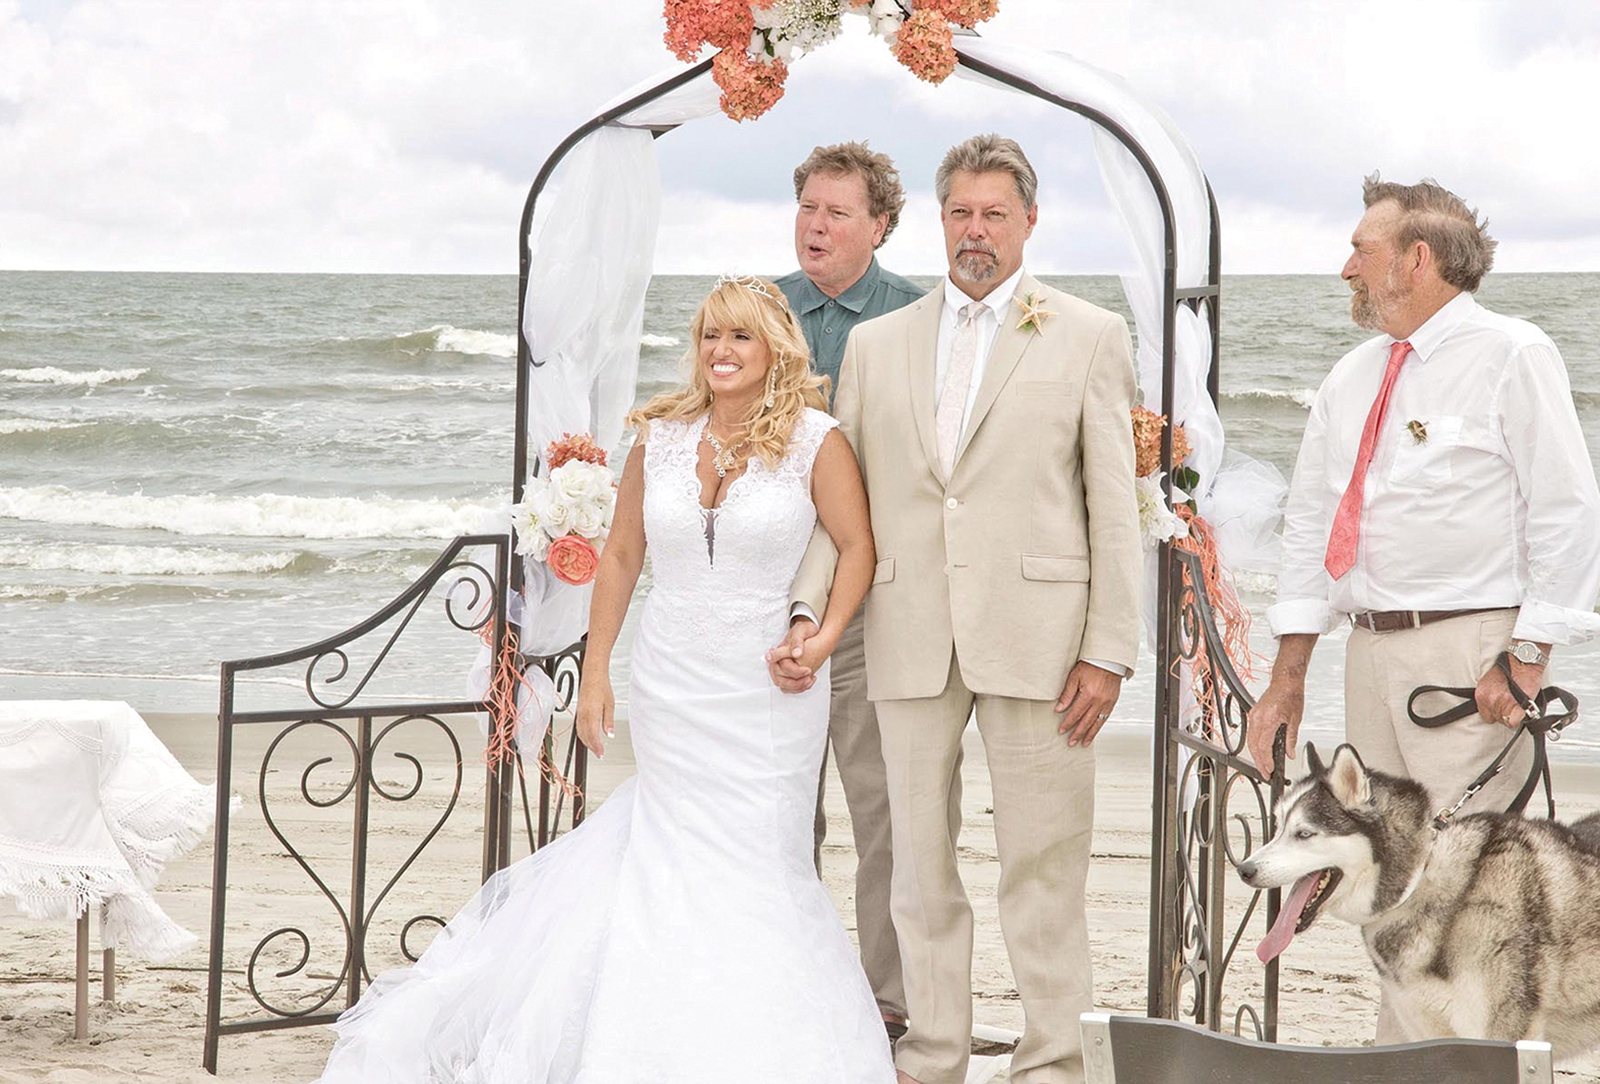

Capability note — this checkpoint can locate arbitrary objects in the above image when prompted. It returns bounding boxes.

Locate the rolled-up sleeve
[1267,386,1345,637]
[1499,341,1600,645]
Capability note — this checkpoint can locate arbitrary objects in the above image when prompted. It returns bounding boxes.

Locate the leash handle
[1406,683,1481,728]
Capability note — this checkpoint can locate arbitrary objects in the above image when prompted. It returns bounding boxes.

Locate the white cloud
[1,0,1596,273]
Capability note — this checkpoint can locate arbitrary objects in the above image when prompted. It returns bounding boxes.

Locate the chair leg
[75,913,89,1040]
[100,903,113,1003]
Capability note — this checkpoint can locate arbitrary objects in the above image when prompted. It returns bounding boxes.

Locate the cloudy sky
[3,0,1598,275]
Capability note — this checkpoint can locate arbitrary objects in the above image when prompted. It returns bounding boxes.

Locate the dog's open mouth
[1255,867,1343,963]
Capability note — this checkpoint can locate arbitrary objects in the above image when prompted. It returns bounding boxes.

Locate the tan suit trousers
[1345,607,1545,1044]
[877,652,1095,1084]
[812,611,912,1018]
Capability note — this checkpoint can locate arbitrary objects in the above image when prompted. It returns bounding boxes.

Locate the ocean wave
[390,324,516,358]
[640,333,681,348]
[0,366,148,387]
[0,486,502,540]
[1223,387,1315,410]
[0,418,93,435]
[0,540,323,577]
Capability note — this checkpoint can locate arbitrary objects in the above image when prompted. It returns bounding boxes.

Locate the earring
[764,366,777,409]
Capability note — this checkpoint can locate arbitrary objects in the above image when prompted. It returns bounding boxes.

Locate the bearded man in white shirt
[1247,175,1600,829]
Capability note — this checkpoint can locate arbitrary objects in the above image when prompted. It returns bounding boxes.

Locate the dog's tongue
[1256,871,1322,963]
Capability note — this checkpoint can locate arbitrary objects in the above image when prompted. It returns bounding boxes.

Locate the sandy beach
[4,710,1600,1083]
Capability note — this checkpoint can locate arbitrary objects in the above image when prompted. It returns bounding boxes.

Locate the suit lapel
[907,284,945,482]
[956,271,1040,463]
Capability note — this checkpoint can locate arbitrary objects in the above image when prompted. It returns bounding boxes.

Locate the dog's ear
[1327,744,1372,808]
[1303,743,1326,776]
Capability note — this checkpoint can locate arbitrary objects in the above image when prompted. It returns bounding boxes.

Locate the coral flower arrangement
[664,0,1000,121]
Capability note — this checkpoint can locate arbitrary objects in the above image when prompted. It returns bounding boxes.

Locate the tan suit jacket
[793,273,1142,702]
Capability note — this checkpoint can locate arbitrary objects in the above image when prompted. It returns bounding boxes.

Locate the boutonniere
[1406,419,1428,445]
[1015,291,1054,336]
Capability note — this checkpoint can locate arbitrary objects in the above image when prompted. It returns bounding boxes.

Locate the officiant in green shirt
[775,141,923,1041]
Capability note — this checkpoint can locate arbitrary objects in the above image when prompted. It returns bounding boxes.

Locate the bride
[312,275,891,1083]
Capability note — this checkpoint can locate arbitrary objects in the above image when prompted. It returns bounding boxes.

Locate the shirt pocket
[1388,414,1464,487]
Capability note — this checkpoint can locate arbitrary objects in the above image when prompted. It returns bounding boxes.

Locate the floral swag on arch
[665,0,999,119]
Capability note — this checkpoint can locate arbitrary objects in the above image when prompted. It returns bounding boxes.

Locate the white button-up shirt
[1269,291,1600,645]
[936,265,1026,437]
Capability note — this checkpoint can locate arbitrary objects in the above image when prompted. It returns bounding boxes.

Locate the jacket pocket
[872,557,896,584]
[1014,379,1078,398]
[1020,553,1090,582]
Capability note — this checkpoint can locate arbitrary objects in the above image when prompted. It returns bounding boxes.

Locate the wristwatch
[1509,640,1549,667]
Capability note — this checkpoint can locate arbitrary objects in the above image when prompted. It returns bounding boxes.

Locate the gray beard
[1351,290,1384,330]
[955,252,997,283]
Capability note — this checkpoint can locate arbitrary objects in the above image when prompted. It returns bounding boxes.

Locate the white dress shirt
[1269,290,1600,646]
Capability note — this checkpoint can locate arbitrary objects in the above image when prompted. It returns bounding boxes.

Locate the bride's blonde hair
[628,276,829,469]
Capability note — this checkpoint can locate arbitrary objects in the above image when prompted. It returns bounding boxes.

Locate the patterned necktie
[936,301,984,480]
[1323,340,1413,580]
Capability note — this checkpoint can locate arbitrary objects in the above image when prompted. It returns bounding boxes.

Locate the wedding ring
[1097,712,1109,721]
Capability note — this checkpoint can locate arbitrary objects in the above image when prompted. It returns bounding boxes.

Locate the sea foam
[0,366,148,387]
[0,540,311,577]
[640,334,681,348]
[0,418,91,434]
[0,486,501,540]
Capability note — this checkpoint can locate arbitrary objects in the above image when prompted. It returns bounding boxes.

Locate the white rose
[574,503,604,538]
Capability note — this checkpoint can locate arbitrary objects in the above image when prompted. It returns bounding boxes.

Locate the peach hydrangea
[1131,405,1191,478]
[712,49,790,121]
[892,8,957,84]
[917,0,999,29]
[663,0,758,62]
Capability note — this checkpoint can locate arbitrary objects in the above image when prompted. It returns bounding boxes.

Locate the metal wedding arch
[201,35,1280,1074]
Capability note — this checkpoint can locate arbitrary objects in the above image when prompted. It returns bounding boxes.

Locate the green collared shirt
[776,258,925,406]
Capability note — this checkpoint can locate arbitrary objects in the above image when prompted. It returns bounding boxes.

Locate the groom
[779,134,1141,1084]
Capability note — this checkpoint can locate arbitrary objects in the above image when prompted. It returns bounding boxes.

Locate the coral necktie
[936,301,984,480]
[1323,340,1412,580]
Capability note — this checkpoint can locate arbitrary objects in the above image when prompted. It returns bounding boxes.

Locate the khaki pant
[813,613,911,1018]
[877,652,1095,1084]
[1345,609,1541,818]
[1345,607,1546,1044]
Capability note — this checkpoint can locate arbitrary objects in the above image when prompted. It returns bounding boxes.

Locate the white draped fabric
[0,701,223,960]
[516,37,1283,655]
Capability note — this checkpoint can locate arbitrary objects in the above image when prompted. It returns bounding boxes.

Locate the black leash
[1406,651,1580,829]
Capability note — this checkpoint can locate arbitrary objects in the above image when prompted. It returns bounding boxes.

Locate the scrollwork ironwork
[1157,547,1283,1040]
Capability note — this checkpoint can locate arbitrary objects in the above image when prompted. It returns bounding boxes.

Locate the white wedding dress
[314,407,895,1084]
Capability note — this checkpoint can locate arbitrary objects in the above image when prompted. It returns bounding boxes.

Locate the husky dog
[1237,744,1600,1058]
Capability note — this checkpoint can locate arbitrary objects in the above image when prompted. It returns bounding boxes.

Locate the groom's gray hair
[936,134,1038,210]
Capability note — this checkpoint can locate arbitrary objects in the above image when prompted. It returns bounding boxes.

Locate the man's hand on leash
[1476,651,1548,728]
[1248,634,1317,776]
[766,617,818,694]
[1247,678,1303,774]
[1056,662,1122,747]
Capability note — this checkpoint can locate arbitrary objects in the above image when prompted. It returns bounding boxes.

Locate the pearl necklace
[703,426,748,478]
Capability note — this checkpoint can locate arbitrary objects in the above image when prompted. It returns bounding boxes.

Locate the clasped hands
[765,619,1123,747]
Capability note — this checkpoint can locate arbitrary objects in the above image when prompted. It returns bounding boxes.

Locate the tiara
[716,273,778,302]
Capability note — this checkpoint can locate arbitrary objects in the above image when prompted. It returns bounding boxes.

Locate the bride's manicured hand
[766,618,818,694]
[576,672,615,758]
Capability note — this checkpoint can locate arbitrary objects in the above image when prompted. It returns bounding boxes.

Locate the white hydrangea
[864,0,907,40]
[1136,472,1190,550]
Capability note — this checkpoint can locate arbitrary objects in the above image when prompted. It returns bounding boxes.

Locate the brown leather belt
[1352,607,1511,633]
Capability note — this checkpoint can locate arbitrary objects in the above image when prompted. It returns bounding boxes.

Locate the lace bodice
[641,408,838,642]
